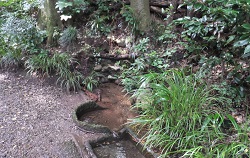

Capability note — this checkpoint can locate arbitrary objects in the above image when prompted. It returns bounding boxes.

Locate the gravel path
[0,71,102,158]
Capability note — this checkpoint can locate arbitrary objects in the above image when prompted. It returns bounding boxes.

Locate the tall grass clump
[25,51,83,91]
[130,69,250,157]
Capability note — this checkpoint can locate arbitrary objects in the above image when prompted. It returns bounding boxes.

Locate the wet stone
[93,140,145,158]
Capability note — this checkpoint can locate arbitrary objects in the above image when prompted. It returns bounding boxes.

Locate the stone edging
[72,101,112,134]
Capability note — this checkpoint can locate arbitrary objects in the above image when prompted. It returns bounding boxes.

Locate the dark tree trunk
[130,0,151,31]
[38,0,62,46]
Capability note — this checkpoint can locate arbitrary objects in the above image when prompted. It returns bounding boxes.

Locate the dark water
[93,139,145,158]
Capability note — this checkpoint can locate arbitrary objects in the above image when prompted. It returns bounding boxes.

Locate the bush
[172,0,250,91]
[129,69,250,157]
[0,14,45,69]
[1,14,45,52]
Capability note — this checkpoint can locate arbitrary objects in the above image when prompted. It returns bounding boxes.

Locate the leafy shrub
[0,30,20,69]
[129,69,250,157]
[173,0,250,88]
[57,69,83,92]
[25,51,53,75]
[120,5,140,35]
[1,15,45,52]
[121,58,146,93]
[59,26,77,51]
[56,0,90,15]
[85,0,116,35]
[0,49,22,69]
[82,71,99,91]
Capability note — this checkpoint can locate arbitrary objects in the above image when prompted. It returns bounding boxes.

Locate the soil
[80,83,137,132]
[0,70,138,157]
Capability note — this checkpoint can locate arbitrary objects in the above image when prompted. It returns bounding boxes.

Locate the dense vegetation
[1,0,250,157]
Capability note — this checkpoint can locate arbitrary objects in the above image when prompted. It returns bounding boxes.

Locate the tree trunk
[38,0,62,46]
[130,0,151,32]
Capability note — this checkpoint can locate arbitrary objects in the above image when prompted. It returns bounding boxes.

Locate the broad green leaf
[242,44,250,58]
[246,75,250,83]
[227,114,240,131]
[242,23,250,30]
[225,35,235,46]
[233,39,249,47]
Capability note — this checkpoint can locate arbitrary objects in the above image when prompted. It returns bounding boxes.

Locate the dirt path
[0,70,104,158]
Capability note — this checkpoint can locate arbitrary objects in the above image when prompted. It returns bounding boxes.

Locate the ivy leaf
[233,39,249,47]
[242,44,250,58]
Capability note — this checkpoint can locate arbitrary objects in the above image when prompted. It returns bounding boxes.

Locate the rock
[114,79,122,85]
[100,77,109,83]
[101,66,110,72]
[108,75,116,80]
[108,65,120,71]
[116,38,126,47]
[94,65,102,72]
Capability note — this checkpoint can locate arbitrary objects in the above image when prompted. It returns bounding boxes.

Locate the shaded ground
[0,70,106,158]
[0,70,138,158]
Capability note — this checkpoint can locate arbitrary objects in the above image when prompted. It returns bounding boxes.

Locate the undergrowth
[25,51,83,92]
[59,26,77,51]
[129,69,250,157]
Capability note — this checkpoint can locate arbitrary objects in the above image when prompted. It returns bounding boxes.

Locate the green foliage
[1,15,45,52]
[56,0,90,14]
[25,51,83,92]
[57,70,83,92]
[25,51,52,75]
[59,26,77,51]
[0,14,45,69]
[147,51,169,70]
[82,71,99,91]
[212,81,246,108]
[120,5,140,35]
[86,0,117,35]
[130,69,250,157]
[234,23,250,58]
[0,0,24,12]
[0,49,22,69]
[0,0,42,19]
[121,58,146,93]
[87,14,111,35]
[134,37,150,53]
[168,0,250,99]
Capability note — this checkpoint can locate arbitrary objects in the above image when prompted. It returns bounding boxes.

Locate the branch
[88,53,139,61]
[150,6,167,17]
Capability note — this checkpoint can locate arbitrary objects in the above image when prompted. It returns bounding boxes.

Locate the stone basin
[72,101,159,158]
[72,102,112,134]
